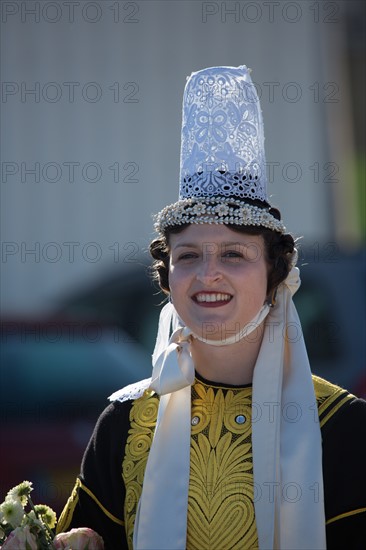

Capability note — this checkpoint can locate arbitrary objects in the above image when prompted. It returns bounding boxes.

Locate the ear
[265,288,277,308]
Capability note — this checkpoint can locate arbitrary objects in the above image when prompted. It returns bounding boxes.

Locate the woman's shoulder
[108,377,152,403]
[312,374,366,430]
[312,373,357,401]
[92,377,157,432]
[81,378,156,474]
[314,375,366,538]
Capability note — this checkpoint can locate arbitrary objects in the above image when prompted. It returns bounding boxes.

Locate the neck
[190,321,265,386]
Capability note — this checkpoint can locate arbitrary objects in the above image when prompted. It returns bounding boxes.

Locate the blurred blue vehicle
[1,320,153,513]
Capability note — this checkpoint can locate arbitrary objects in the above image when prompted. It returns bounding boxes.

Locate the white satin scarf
[133,266,326,550]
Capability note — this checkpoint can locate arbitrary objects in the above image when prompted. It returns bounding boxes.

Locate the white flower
[0,499,24,529]
[24,510,44,530]
[240,205,252,221]
[193,203,207,216]
[34,504,57,529]
[215,203,229,216]
[6,481,33,506]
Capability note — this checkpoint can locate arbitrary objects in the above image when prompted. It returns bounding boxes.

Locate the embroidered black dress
[57,375,366,549]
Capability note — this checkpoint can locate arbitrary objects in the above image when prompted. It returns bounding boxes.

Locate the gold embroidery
[326,507,366,525]
[188,381,257,550]
[78,480,124,526]
[313,375,355,428]
[122,391,159,549]
[122,375,354,549]
[122,381,258,550]
[57,478,124,535]
[57,478,81,534]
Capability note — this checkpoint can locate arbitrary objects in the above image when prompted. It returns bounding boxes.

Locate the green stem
[27,497,55,549]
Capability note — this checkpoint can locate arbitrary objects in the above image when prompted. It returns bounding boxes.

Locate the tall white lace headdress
[133,66,326,550]
[155,65,284,234]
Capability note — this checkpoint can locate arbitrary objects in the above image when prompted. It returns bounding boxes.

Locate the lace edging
[108,377,152,403]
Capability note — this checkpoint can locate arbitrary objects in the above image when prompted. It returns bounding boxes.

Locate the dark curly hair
[149,206,295,298]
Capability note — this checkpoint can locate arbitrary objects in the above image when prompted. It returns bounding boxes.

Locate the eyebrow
[173,241,248,249]
[173,243,197,249]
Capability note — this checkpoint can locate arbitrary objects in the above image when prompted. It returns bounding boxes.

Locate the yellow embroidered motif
[121,375,354,549]
[122,392,159,549]
[56,478,81,534]
[313,375,354,428]
[122,380,258,550]
[188,381,257,550]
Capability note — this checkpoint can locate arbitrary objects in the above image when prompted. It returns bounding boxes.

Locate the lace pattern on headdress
[180,67,267,202]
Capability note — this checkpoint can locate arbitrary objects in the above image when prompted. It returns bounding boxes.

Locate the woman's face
[169,224,269,341]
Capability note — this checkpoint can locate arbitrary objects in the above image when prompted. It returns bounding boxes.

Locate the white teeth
[195,293,231,303]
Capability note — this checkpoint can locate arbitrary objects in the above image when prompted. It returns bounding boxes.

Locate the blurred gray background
[2,0,364,316]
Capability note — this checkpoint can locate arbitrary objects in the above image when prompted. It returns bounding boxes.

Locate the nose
[196,256,222,285]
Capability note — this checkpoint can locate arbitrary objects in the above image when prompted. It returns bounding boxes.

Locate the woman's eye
[222,251,242,259]
[178,252,198,261]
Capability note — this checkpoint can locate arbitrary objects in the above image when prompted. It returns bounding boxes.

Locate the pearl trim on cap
[154,196,285,234]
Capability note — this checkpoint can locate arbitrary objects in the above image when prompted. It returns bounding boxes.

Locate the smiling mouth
[192,292,233,305]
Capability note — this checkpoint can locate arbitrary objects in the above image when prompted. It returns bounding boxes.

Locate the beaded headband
[155,65,286,234]
[155,197,285,233]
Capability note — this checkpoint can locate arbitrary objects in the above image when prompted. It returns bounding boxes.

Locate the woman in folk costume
[57,66,366,549]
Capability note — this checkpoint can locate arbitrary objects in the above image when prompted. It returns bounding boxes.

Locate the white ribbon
[133,266,326,550]
[133,326,194,550]
[193,303,270,346]
[252,267,326,549]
